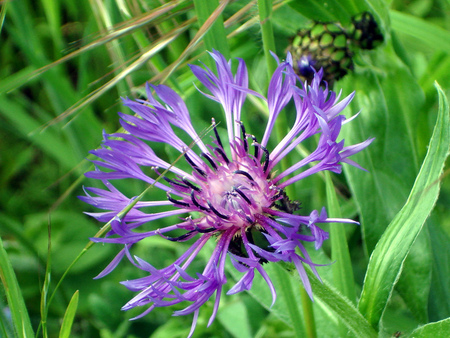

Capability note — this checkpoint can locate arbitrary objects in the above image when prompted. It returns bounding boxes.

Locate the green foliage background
[0,0,449,337]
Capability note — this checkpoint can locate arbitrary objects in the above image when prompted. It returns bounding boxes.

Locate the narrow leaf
[358,83,450,329]
[59,290,79,338]
[325,172,357,306]
[340,46,432,321]
[0,237,35,338]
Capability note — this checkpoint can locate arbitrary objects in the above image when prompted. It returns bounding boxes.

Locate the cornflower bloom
[81,50,373,336]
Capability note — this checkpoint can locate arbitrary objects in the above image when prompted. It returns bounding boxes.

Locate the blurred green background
[0,0,449,337]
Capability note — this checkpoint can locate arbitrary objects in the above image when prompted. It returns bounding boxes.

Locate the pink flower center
[193,154,279,230]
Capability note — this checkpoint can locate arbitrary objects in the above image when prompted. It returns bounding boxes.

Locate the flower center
[193,154,278,229]
[165,122,282,232]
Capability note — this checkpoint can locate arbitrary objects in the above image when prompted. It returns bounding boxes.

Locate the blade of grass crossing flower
[358,83,450,329]
[59,291,79,338]
[0,237,35,337]
[193,0,230,58]
[306,268,377,338]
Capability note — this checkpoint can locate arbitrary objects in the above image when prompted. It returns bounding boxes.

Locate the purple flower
[81,50,373,336]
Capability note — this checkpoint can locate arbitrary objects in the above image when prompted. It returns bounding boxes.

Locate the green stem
[257,0,277,77]
[258,1,316,336]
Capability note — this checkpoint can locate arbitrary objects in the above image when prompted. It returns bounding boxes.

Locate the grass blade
[59,291,79,338]
[0,237,35,338]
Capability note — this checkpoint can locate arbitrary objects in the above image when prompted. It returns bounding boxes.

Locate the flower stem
[258,1,317,336]
[257,0,277,77]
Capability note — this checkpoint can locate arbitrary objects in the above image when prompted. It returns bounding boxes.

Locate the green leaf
[59,290,79,338]
[234,262,306,336]
[0,237,35,338]
[395,227,431,323]
[0,96,79,170]
[325,172,357,306]
[306,268,377,338]
[364,0,390,36]
[286,0,388,34]
[409,317,450,337]
[340,46,423,254]
[340,44,438,324]
[358,83,450,329]
[325,172,357,337]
